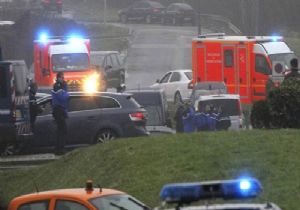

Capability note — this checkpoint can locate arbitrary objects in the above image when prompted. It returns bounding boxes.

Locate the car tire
[0,143,23,156]
[174,92,183,104]
[146,15,152,24]
[120,14,127,23]
[95,129,117,143]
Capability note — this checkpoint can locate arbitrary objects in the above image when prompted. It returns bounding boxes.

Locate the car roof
[169,3,193,10]
[196,94,240,101]
[90,51,119,55]
[9,188,124,207]
[179,202,281,210]
[126,88,164,94]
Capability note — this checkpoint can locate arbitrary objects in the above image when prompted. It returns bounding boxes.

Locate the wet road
[123,24,209,89]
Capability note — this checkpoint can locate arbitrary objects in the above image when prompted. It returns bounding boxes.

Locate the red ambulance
[34,34,104,93]
[191,34,296,104]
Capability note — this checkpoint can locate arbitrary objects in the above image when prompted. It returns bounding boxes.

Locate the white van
[194,94,243,130]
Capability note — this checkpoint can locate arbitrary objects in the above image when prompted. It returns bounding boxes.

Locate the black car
[118,0,165,24]
[31,92,148,151]
[90,51,126,92]
[126,89,175,135]
[161,3,196,25]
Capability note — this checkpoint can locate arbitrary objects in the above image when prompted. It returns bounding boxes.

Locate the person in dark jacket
[283,58,300,82]
[52,72,69,155]
[182,102,196,133]
[174,103,185,133]
[29,81,38,132]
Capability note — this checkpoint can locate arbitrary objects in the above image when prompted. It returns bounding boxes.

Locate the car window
[184,72,192,80]
[197,99,240,116]
[69,96,120,111]
[18,200,49,210]
[167,5,175,12]
[255,54,271,75]
[90,54,106,67]
[169,72,181,82]
[111,54,120,66]
[135,2,148,9]
[224,50,234,67]
[105,55,113,67]
[160,72,172,83]
[55,200,88,210]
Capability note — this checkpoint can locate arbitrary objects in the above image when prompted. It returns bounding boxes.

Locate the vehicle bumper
[124,126,149,138]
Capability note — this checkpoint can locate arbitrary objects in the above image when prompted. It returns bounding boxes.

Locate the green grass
[1,130,300,209]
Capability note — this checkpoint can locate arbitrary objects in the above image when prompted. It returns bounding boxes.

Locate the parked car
[190,82,227,104]
[194,94,244,130]
[118,0,165,24]
[90,51,126,92]
[126,89,175,135]
[151,69,192,104]
[8,180,149,210]
[32,92,148,152]
[42,0,62,14]
[161,3,196,26]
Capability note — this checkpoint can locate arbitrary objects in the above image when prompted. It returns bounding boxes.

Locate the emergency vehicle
[8,180,149,210]
[191,34,296,104]
[0,61,32,155]
[159,178,282,210]
[34,34,104,93]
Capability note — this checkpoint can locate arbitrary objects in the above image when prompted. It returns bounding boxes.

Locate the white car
[151,69,192,103]
[194,94,244,130]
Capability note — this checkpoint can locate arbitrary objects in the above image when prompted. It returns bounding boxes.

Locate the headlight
[83,73,100,93]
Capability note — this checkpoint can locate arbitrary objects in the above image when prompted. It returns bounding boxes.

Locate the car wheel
[95,129,117,143]
[174,92,183,104]
[120,14,127,23]
[146,15,152,24]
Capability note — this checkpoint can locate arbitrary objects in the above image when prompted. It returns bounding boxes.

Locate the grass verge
[0,130,300,209]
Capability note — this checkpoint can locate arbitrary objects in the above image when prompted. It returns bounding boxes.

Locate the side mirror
[42,68,50,76]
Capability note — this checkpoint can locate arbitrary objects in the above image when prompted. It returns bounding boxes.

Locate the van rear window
[0,67,8,98]
[198,99,240,116]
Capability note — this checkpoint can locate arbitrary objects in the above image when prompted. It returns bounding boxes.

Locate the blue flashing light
[160,178,262,204]
[67,35,85,45]
[39,33,48,44]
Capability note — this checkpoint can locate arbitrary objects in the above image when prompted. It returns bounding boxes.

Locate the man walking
[284,58,300,82]
[52,72,69,155]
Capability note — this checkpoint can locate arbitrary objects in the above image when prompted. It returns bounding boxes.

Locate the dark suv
[118,0,165,24]
[32,92,148,151]
[90,51,126,92]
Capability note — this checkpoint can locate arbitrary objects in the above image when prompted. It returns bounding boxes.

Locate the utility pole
[104,0,107,25]
[197,0,201,35]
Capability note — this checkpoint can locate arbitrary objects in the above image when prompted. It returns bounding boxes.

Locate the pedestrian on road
[283,58,300,82]
[52,72,69,155]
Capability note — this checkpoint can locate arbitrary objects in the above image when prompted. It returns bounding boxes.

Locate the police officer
[52,72,69,155]
[284,58,300,82]
[174,103,185,133]
[29,81,38,132]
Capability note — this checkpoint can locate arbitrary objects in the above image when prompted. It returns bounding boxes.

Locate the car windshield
[144,105,163,126]
[90,194,145,210]
[52,53,89,72]
[197,99,240,116]
[175,3,193,10]
[90,54,106,67]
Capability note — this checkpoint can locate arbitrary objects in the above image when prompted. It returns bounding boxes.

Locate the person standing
[174,103,185,133]
[283,58,300,82]
[52,72,69,155]
[182,102,196,133]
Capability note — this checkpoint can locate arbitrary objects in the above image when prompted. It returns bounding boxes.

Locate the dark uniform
[174,104,185,133]
[51,73,69,155]
[29,82,38,132]
[283,58,300,82]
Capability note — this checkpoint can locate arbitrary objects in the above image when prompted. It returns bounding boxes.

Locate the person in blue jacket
[182,102,196,133]
[52,72,69,155]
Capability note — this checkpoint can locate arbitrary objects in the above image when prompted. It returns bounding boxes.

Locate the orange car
[8,181,148,210]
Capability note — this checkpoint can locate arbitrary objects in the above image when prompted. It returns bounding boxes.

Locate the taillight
[129,112,145,121]
[153,8,160,13]
[188,81,194,89]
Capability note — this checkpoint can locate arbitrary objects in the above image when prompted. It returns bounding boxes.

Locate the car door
[158,72,172,100]
[34,99,56,148]
[109,53,123,86]
[167,72,182,99]
[103,54,114,87]
[67,96,100,145]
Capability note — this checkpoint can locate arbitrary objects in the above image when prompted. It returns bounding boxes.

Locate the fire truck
[191,34,296,104]
[0,60,32,155]
[34,34,104,93]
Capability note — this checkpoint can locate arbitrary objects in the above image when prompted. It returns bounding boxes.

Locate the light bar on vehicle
[67,35,85,45]
[38,32,49,44]
[160,178,262,204]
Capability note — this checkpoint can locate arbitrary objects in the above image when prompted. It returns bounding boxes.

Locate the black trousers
[53,107,67,154]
